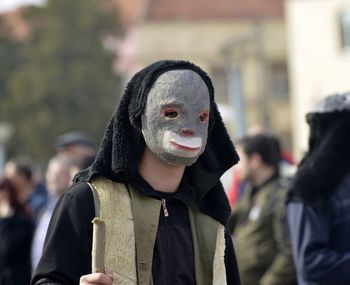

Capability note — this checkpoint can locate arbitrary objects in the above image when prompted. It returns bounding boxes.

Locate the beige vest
[88,177,227,285]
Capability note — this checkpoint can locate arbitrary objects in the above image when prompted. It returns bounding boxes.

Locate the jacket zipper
[161,198,172,285]
[161,198,169,217]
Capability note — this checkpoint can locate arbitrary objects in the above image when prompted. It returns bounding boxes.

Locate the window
[340,10,350,49]
[210,65,228,104]
[270,63,289,100]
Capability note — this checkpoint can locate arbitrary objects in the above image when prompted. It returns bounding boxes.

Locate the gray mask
[141,69,210,166]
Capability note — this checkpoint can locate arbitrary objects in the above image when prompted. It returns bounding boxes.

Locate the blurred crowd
[225,92,350,285]
[1,92,350,285]
[0,131,96,285]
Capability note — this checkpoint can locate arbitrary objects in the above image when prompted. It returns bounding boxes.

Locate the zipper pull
[161,199,169,217]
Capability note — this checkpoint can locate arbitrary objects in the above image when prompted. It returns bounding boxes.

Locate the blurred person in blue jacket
[287,92,350,285]
[31,154,73,271]
[0,177,33,285]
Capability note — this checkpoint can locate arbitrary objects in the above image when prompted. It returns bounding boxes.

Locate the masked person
[31,60,241,285]
[287,93,350,285]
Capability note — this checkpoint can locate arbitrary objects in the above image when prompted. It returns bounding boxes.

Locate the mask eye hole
[162,108,179,119]
[199,112,209,122]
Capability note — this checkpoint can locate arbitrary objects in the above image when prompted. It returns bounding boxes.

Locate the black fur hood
[288,111,350,205]
[75,60,239,225]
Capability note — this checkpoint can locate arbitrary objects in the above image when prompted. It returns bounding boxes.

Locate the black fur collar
[288,114,350,204]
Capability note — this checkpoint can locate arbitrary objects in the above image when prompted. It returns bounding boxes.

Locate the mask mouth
[169,134,202,151]
[170,141,201,152]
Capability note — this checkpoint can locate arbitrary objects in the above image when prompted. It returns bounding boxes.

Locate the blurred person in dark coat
[229,134,296,285]
[0,178,33,285]
[287,92,350,285]
[4,158,47,220]
[55,131,96,183]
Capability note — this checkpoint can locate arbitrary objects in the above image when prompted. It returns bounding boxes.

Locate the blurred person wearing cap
[287,92,350,285]
[55,131,96,160]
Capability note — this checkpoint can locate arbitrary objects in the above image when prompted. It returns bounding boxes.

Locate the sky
[0,0,45,12]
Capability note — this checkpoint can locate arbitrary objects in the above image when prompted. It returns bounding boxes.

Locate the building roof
[112,0,284,25]
[112,0,145,26]
[145,0,285,21]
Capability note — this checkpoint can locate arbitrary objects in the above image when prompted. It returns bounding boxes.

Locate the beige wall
[132,19,289,138]
[136,20,256,67]
[116,18,290,150]
[135,19,286,66]
[286,0,350,159]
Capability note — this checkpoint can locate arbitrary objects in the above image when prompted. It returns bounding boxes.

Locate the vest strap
[129,186,160,285]
[188,201,226,285]
[90,178,138,284]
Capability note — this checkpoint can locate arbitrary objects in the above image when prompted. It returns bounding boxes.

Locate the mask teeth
[172,135,202,148]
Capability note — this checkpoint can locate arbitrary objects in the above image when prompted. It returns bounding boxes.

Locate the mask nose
[182,128,194,136]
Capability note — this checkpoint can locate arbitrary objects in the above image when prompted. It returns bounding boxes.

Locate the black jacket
[0,212,33,285]
[287,175,350,285]
[32,174,240,285]
[287,105,350,285]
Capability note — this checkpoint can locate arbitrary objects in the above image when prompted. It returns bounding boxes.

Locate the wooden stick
[91,217,106,273]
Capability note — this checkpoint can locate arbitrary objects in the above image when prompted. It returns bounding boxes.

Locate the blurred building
[286,0,350,158]
[1,0,292,150]
[113,0,291,148]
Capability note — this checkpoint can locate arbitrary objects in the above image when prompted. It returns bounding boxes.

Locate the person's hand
[80,271,114,285]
